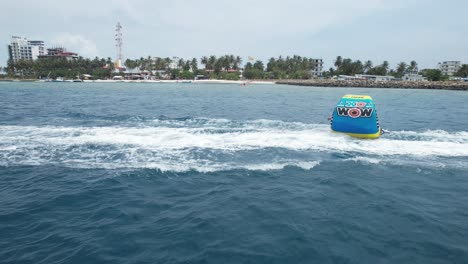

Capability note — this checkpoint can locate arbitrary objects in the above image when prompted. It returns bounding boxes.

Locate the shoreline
[85,79,276,85]
[1,78,468,90]
[0,79,275,85]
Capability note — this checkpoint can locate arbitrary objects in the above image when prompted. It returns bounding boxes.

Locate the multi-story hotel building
[8,36,45,62]
[39,47,79,61]
[438,61,461,76]
[311,58,323,77]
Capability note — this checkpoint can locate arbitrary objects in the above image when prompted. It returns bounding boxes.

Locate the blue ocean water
[0,82,467,264]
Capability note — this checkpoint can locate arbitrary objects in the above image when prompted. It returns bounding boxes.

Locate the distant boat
[42,71,52,82]
[73,79,83,82]
[180,80,192,83]
[52,77,64,82]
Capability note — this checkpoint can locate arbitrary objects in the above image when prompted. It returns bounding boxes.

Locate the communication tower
[115,22,123,68]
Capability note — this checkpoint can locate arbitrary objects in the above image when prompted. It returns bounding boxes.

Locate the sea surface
[0,82,467,264]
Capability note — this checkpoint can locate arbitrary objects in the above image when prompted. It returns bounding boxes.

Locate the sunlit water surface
[1,82,467,263]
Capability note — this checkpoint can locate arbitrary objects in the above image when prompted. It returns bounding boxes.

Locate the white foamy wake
[0,119,467,171]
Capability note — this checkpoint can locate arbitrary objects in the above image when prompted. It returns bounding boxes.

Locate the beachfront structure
[402,73,426,81]
[355,74,397,81]
[310,59,323,77]
[8,36,45,62]
[38,47,79,61]
[338,74,397,81]
[169,56,180,70]
[337,75,360,80]
[438,61,461,76]
[121,68,158,80]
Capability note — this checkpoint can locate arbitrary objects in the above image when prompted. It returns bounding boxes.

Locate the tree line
[243,56,321,79]
[327,56,468,81]
[123,55,244,80]
[328,56,418,78]
[3,54,320,80]
[4,57,114,79]
[2,54,467,81]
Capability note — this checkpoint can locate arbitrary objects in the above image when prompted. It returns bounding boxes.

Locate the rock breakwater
[276,80,468,91]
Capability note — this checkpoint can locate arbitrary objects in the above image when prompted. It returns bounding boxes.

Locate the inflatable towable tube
[330,94,381,139]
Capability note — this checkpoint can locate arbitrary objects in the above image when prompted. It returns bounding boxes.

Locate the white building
[8,36,45,62]
[355,74,397,81]
[169,56,181,70]
[39,47,79,61]
[402,73,426,81]
[310,58,323,77]
[438,61,461,76]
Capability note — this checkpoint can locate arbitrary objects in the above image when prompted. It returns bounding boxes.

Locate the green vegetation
[6,57,113,79]
[0,66,7,78]
[4,54,319,80]
[264,56,318,79]
[420,69,449,81]
[454,64,468,78]
[327,56,420,78]
[122,55,242,80]
[3,53,462,82]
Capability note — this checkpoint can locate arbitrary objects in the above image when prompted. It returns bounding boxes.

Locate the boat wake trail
[1,118,467,171]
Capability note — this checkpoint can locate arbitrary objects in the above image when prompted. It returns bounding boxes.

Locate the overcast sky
[1,0,467,69]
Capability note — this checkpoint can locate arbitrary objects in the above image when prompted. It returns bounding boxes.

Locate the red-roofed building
[38,47,79,61]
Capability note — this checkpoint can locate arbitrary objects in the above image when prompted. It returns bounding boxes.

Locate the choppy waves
[1,118,467,171]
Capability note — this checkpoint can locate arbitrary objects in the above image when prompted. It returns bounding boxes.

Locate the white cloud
[51,33,100,58]
[149,0,402,36]
[0,0,467,67]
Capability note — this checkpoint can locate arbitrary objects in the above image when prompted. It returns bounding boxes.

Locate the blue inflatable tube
[330,94,381,139]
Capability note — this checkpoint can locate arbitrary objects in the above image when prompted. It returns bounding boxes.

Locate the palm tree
[253,60,264,71]
[382,61,389,70]
[154,57,163,70]
[146,56,153,70]
[244,62,253,71]
[285,56,292,73]
[455,64,468,78]
[277,56,285,71]
[334,56,343,69]
[229,55,235,69]
[234,56,242,70]
[352,60,364,75]
[266,57,276,72]
[221,56,230,70]
[381,61,389,75]
[364,60,373,73]
[164,57,172,70]
[396,62,407,77]
[213,58,223,74]
[183,60,191,71]
[106,57,115,71]
[200,56,208,69]
[190,58,198,72]
[177,58,185,69]
[409,60,418,74]
[208,55,217,70]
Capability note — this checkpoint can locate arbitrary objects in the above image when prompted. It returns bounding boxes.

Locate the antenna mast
[115,22,123,66]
